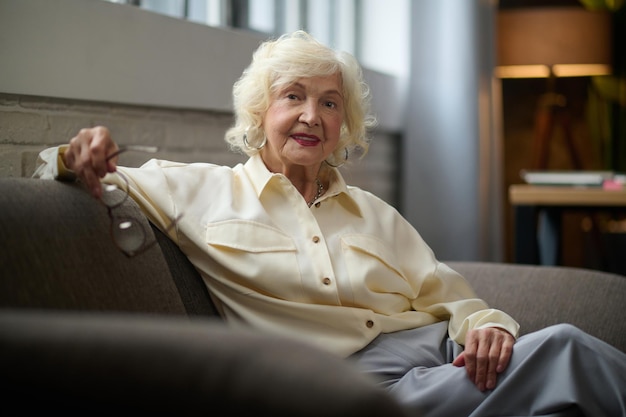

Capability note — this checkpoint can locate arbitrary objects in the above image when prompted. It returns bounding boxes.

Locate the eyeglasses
[100,145,182,257]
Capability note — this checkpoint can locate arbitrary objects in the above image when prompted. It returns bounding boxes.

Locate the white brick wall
[0,93,399,206]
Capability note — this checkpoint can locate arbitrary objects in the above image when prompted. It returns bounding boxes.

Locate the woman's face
[261,73,344,175]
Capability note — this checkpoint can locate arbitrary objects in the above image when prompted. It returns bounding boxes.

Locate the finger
[65,132,88,172]
[89,126,117,176]
[90,142,109,178]
[67,128,93,170]
[82,168,102,199]
[485,342,501,390]
[68,131,98,196]
[496,333,515,373]
[452,351,465,367]
[473,337,490,391]
[462,331,478,382]
[106,154,119,174]
[483,329,515,390]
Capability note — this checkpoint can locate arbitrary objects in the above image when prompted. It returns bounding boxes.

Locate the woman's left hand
[452,327,515,391]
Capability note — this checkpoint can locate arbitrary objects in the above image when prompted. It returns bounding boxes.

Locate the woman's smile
[291,133,320,147]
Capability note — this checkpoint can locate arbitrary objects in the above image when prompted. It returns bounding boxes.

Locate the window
[101,0,356,55]
[99,0,408,78]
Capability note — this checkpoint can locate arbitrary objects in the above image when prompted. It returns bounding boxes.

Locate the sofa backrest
[151,224,219,316]
[0,178,205,316]
[448,261,626,352]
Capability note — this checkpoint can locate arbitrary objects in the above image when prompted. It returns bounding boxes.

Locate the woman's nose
[298,101,321,126]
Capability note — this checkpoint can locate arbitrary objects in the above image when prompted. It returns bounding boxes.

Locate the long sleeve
[32,146,75,181]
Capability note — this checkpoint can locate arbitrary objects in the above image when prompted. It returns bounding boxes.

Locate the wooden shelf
[509,184,626,207]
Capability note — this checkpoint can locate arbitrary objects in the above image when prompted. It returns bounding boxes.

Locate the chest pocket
[205,220,303,299]
[206,220,296,252]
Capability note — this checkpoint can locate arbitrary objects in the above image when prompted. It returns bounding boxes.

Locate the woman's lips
[291,134,320,147]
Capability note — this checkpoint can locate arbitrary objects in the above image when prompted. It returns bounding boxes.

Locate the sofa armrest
[0,177,218,317]
[0,310,409,417]
[0,178,187,314]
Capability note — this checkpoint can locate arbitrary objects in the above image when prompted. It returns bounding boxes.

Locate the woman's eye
[324,101,337,109]
[287,94,299,100]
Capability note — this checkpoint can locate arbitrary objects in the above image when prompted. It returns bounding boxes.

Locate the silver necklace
[307,178,324,207]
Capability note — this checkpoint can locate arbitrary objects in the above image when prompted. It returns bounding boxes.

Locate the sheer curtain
[403,0,503,262]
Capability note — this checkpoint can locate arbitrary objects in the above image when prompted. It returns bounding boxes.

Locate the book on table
[520,170,615,187]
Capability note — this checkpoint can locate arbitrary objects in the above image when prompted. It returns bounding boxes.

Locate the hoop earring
[243,132,267,150]
[324,148,348,168]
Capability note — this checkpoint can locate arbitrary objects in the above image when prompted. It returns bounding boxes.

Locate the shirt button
[322,277,331,285]
[315,202,321,208]
[312,236,320,243]
[366,320,374,328]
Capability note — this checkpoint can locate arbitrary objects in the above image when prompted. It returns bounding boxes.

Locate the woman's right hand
[64,126,119,199]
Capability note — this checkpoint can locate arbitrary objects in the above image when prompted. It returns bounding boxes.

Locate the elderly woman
[34,31,625,417]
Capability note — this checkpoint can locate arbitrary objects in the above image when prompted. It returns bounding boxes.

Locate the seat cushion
[0,311,410,417]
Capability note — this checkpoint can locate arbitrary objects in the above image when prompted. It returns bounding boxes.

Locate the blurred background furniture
[495,6,613,170]
[509,183,626,275]
[497,2,625,267]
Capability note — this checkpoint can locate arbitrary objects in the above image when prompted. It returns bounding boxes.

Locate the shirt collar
[243,154,362,216]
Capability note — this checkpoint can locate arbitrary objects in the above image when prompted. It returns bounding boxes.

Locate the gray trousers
[348,322,626,417]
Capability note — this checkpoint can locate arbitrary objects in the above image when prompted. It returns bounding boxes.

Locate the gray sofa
[1,177,625,416]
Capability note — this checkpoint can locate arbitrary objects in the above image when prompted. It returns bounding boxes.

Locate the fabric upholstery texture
[0,178,187,315]
[153,225,219,316]
[448,261,626,352]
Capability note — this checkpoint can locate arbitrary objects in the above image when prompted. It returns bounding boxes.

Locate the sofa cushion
[0,310,410,417]
[0,178,187,315]
[152,224,220,316]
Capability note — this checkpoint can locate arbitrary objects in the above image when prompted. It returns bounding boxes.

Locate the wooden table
[509,184,626,265]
